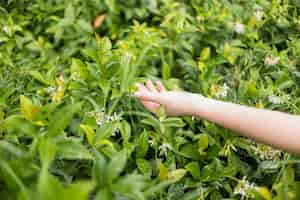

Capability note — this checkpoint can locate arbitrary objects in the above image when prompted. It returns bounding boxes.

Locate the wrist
[185,93,208,116]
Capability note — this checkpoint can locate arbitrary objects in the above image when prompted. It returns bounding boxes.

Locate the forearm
[190,96,300,154]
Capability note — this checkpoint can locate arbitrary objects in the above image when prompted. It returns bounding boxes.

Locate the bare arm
[192,97,300,154]
[135,80,300,154]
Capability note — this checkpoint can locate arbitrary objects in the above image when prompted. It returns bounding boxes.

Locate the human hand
[134,80,203,116]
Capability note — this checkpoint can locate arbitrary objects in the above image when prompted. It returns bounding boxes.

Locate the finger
[136,83,148,92]
[156,81,166,92]
[134,91,161,103]
[146,80,158,92]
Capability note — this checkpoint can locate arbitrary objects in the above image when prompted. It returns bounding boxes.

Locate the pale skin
[134,80,300,154]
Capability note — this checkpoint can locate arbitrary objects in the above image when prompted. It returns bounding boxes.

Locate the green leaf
[136,158,152,177]
[185,162,200,179]
[120,121,131,144]
[48,102,82,137]
[56,140,92,160]
[39,138,56,168]
[95,122,119,141]
[93,149,108,187]
[95,188,114,200]
[4,115,37,136]
[62,181,95,200]
[110,173,146,200]
[107,150,127,183]
[161,117,185,128]
[29,70,51,85]
[136,130,149,158]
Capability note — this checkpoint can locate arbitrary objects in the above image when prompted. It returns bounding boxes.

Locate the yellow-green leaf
[80,124,95,145]
[200,47,211,61]
[167,169,186,182]
[158,162,168,181]
[20,95,40,121]
[198,133,209,152]
[257,187,272,200]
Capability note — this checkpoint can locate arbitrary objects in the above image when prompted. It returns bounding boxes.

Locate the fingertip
[146,80,157,92]
[156,80,166,92]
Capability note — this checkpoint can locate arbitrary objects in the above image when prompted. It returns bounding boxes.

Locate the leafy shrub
[0,0,300,199]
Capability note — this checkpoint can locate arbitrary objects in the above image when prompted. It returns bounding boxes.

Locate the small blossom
[45,86,56,94]
[3,26,10,34]
[268,95,284,104]
[234,22,245,34]
[216,83,230,98]
[87,111,122,126]
[158,143,172,157]
[234,177,257,200]
[253,144,282,160]
[264,55,280,66]
[219,141,237,156]
[148,139,155,147]
[254,10,264,21]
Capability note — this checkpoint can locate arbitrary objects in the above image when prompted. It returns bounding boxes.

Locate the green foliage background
[1,0,300,199]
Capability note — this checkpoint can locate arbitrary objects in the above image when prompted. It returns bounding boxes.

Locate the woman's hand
[134,80,203,116]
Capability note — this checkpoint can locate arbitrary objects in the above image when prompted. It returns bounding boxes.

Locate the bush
[0,0,300,199]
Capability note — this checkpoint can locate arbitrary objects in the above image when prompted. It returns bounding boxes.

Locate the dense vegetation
[1,0,300,199]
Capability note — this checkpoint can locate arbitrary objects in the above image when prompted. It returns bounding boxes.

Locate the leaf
[136,130,149,158]
[198,133,209,153]
[48,102,82,137]
[107,150,127,183]
[20,95,40,121]
[167,169,186,182]
[161,117,185,128]
[256,187,272,200]
[120,121,131,144]
[4,115,37,136]
[158,162,168,181]
[136,158,152,177]
[200,47,211,61]
[29,70,51,85]
[79,124,95,145]
[64,4,76,25]
[93,150,108,187]
[70,58,88,80]
[95,188,114,200]
[110,173,146,200]
[185,162,200,179]
[62,181,95,200]
[56,140,92,160]
[39,138,56,168]
[95,122,119,140]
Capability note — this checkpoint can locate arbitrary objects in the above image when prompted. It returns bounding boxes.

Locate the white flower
[234,22,245,34]
[148,139,155,147]
[264,55,280,66]
[253,144,282,160]
[87,111,122,126]
[254,10,264,21]
[268,95,284,104]
[216,83,230,98]
[234,177,257,200]
[45,87,56,94]
[158,143,172,157]
[3,26,10,34]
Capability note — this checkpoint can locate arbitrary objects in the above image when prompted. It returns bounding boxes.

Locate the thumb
[134,91,163,103]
